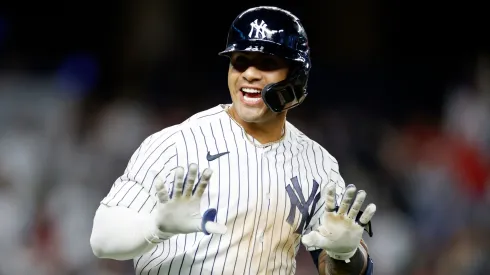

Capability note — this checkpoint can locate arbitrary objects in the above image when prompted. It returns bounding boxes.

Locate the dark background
[1,1,487,116]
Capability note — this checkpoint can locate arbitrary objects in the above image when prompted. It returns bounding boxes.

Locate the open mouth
[240,88,262,104]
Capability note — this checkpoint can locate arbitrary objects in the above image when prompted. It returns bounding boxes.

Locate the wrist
[321,248,366,275]
[358,241,369,274]
[143,213,174,244]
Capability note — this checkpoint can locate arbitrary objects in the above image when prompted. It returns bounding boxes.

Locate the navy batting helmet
[219,6,312,113]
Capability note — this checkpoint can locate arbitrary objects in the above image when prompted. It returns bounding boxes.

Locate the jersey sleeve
[100,128,179,214]
[302,151,346,250]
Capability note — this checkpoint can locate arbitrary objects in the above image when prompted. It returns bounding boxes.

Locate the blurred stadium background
[0,1,489,274]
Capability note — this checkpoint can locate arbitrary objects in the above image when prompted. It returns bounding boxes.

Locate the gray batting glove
[152,163,227,237]
[302,183,376,262]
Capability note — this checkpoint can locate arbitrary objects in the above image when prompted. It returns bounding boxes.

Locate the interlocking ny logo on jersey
[249,19,278,39]
[285,176,321,234]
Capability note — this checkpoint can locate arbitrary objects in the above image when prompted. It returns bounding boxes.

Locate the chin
[235,105,266,123]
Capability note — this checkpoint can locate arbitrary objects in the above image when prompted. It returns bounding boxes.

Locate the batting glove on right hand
[149,163,227,241]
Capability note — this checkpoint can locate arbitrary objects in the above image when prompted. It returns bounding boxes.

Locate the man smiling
[90,6,376,275]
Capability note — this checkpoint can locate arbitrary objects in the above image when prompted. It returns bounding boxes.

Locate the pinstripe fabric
[100,104,345,275]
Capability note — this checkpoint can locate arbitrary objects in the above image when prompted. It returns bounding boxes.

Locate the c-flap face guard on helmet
[261,64,309,113]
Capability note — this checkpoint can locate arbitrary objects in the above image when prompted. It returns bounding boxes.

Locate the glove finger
[173,166,185,199]
[301,231,328,248]
[324,181,337,212]
[347,190,366,220]
[184,163,198,198]
[204,222,228,235]
[359,203,377,226]
[157,185,170,203]
[338,185,356,216]
[194,168,213,198]
[155,174,165,192]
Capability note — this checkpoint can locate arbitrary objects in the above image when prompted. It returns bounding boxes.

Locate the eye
[231,56,250,72]
[257,57,281,71]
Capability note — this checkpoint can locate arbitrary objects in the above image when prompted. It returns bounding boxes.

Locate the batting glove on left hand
[301,183,376,262]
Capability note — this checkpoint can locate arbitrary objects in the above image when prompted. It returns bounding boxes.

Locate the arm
[90,205,168,260]
[90,133,175,260]
[90,132,226,261]
[90,165,226,260]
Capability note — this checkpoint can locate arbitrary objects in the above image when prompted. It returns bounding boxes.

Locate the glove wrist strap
[144,231,165,244]
[143,215,174,244]
[144,227,174,244]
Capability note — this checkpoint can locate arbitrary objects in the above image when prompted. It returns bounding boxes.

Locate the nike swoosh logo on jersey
[206,151,229,161]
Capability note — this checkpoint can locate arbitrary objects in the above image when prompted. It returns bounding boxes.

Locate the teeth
[243,93,262,104]
[242,88,261,94]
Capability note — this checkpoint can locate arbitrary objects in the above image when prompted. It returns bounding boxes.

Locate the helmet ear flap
[262,81,295,113]
[261,60,309,113]
[261,77,307,113]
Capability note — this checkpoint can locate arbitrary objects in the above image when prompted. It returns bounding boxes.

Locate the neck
[227,106,286,145]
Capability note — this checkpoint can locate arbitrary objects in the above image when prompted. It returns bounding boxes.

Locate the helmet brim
[218,40,307,63]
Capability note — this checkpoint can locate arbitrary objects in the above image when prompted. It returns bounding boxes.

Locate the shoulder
[286,121,340,172]
[170,104,229,133]
[137,105,228,151]
[182,104,228,125]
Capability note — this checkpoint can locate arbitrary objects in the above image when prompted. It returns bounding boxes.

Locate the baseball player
[90,6,377,275]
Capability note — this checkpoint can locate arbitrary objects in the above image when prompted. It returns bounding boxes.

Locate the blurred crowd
[0,53,488,275]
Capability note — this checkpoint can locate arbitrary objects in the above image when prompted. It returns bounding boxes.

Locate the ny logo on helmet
[249,19,279,39]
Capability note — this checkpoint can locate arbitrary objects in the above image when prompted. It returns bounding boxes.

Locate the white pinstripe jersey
[101,104,346,275]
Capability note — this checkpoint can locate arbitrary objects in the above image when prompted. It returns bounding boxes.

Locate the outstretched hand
[153,163,227,236]
[301,183,376,262]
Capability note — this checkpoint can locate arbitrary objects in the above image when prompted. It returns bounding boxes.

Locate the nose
[242,66,262,82]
